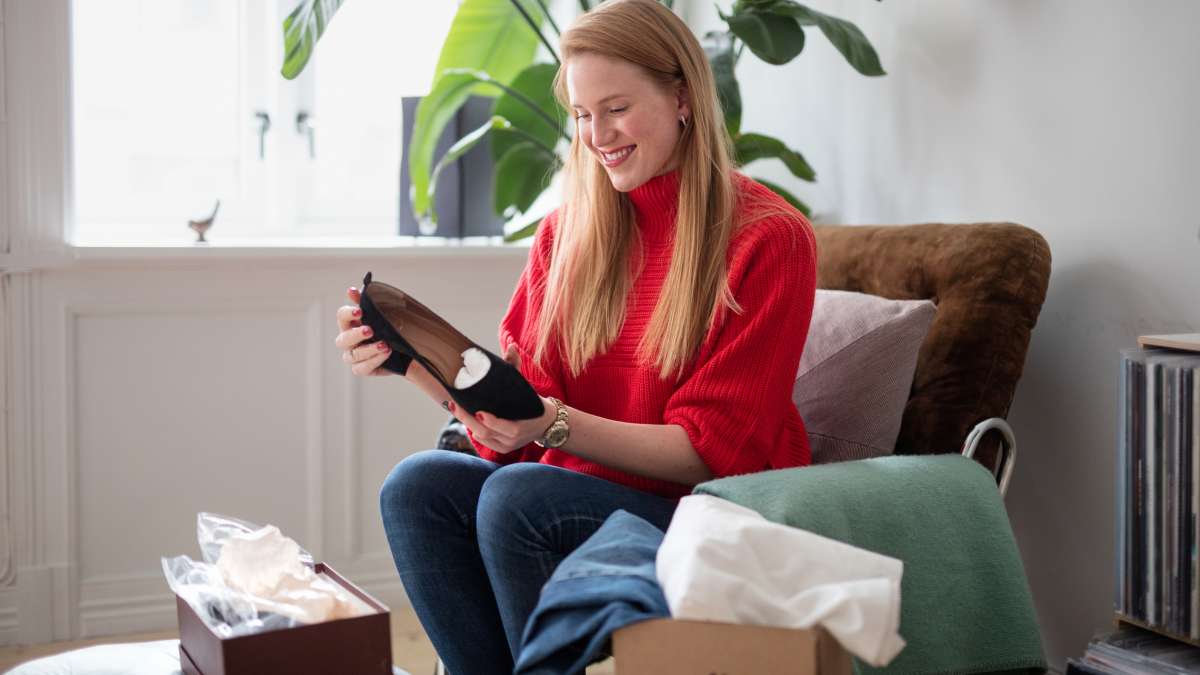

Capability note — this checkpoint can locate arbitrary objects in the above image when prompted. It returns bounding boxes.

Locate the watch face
[546,423,569,446]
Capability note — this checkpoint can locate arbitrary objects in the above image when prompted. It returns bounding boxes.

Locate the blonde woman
[335,0,816,671]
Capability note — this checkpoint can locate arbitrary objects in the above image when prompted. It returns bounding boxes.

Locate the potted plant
[281,0,884,240]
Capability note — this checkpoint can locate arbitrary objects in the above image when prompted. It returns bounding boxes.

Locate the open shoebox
[612,619,852,675]
[175,561,392,675]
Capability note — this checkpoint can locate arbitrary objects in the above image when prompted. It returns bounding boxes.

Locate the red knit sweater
[468,170,817,499]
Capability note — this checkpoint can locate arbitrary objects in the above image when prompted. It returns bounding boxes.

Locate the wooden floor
[0,605,615,673]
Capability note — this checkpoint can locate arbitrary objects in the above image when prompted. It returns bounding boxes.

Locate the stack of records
[1067,624,1200,673]
[1116,338,1200,635]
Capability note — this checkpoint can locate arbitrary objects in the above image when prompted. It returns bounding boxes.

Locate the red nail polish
[363,326,373,337]
[352,308,361,317]
[448,401,456,412]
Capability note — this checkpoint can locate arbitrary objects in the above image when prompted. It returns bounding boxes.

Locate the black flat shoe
[357,272,545,421]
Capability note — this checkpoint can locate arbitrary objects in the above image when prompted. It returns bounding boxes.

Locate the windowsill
[67,235,533,264]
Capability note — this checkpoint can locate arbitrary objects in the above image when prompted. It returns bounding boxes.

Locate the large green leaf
[409,0,544,221]
[494,142,558,217]
[408,72,482,221]
[491,63,566,164]
[753,177,812,217]
[428,116,513,224]
[735,133,815,182]
[704,31,742,137]
[733,0,884,75]
[280,0,346,79]
[434,0,544,96]
[720,7,805,65]
[770,2,885,75]
[503,211,545,242]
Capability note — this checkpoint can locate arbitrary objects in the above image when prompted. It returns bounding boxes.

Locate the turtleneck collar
[627,169,680,242]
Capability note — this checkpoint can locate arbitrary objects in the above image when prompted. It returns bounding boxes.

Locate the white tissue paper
[216,525,364,625]
[656,495,906,667]
[454,347,491,389]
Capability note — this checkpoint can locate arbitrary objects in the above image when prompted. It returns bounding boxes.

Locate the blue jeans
[379,450,677,675]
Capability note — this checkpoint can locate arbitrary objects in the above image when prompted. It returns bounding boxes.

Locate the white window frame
[0,0,523,276]
[0,0,528,646]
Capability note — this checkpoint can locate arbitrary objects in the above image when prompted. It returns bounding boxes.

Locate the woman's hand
[447,344,556,454]
[334,286,394,377]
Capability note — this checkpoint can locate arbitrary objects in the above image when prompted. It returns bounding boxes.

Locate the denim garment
[379,450,676,675]
[514,510,670,675]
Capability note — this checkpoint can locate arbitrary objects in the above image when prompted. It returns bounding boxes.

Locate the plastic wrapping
[162,513,315,638]
[196,511,314,568]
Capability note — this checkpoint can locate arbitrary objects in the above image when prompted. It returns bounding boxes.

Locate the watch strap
[535,397,568,448]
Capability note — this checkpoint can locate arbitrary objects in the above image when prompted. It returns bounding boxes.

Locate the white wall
[2,247,529,643]
[681,0,1200,668]
[0,0,540,645]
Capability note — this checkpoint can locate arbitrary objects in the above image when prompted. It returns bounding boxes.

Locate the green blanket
[694,454,1046,675]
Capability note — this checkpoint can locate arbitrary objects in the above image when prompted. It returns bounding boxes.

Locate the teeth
[603,146,634,162]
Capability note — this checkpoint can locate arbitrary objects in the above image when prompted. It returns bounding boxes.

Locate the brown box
[176,563,392,675]
[612,618,852,675]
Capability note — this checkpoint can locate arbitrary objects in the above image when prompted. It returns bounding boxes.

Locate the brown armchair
[814,222,1051,488]
[427,222,1052,675]
[437,221,1052,490]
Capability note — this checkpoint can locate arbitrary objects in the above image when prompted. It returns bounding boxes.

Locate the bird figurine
[188,200,220,243]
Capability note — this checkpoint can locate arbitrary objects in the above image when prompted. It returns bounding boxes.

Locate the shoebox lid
[176,562,392,675]
[611,618,852,675]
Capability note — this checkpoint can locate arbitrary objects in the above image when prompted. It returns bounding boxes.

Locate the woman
[334,0,816,671]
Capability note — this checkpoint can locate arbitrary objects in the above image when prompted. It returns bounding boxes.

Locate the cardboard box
[176,563,392,675]
[612,618,852,675]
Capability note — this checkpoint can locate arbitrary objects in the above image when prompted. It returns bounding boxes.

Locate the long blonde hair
[532,0,741,381]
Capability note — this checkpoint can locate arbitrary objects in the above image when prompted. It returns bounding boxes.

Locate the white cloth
[5,640,181,675]
[656,495,906,667]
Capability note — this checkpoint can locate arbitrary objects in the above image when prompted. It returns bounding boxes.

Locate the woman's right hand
[335,286,394,377]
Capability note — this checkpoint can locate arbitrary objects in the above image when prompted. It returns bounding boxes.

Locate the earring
[679,115,688,127]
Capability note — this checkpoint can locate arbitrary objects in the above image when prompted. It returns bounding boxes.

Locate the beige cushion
[794,290,936,464]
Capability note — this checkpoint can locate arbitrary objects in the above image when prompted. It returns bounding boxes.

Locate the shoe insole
[367,281,472,387]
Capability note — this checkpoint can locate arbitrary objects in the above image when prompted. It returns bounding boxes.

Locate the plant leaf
[753,177,811,217]
[719,6,805,65]
[409,73,483,221]
[734,133,815,182]
[704,31,742,137]
[777,2,885,75]
[428,116,513,224]
[280,0,346,79]
[494,142,559,217]
[435,0,544,98]
[503,211,545,242]
[409,0,543,221]
[742,0,885,75]
[491,63,566,164]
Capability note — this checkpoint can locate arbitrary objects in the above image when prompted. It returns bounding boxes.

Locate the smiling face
[565,52,689,193]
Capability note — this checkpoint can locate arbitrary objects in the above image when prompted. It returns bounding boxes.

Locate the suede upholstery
[813,222,1051,472]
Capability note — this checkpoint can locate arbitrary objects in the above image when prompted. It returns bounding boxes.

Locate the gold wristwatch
[534,397,569,448]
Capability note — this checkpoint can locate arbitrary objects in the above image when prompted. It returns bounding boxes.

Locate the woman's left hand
[447,344,555,454]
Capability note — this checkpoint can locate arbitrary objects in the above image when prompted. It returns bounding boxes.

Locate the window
[71,0,456,243]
